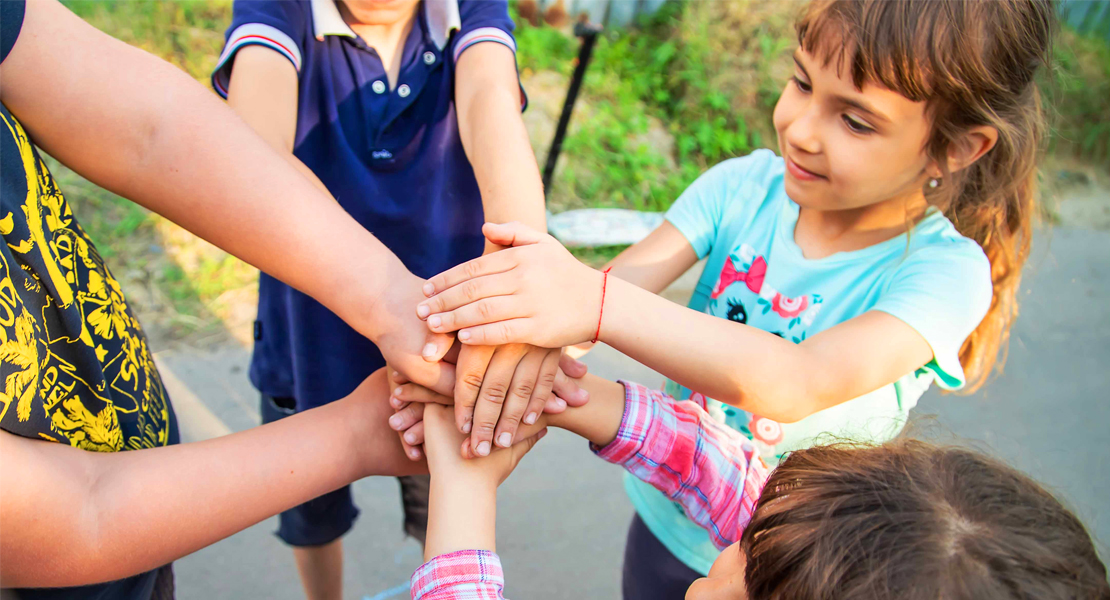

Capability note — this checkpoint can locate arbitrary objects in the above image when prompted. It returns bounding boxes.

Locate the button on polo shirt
[212,0,525,409]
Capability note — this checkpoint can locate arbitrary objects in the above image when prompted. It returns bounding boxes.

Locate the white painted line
[155,356,234,442]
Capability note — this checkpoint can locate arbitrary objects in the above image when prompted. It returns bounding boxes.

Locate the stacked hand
[384,226,595,460]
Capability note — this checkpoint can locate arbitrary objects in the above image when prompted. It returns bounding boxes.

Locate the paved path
[159,226,1109,599]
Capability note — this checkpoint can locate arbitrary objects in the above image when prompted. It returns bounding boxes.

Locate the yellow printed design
[0,109,176,452]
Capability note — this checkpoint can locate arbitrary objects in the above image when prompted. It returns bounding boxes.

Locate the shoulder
[229,0,311,37]
[889,212,993,304]
[457,0,512,26]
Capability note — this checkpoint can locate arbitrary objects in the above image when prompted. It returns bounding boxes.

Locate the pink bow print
[711,256,767,299]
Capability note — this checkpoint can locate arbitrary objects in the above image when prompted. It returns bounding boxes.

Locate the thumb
[482,221,548,248]
[421,330,455,363]
[511,427,548,463]
[558,352,588,378]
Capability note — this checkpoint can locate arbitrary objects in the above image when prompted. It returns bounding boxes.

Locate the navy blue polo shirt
[212,0,523,409]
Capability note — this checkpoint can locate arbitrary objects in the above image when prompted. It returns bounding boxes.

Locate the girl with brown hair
[399,0,1070,596]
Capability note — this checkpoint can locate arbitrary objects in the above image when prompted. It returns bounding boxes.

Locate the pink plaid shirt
[409,381,771,600]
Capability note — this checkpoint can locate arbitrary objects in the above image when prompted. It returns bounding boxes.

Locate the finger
[456,319,533,346]
[401,420,425,448]
[416,274,517,320]
[482,221,550,248]
[393,382,453,406]
[558,352,589,378]
[444,339,462,364]
[469,346,527,457]
[423,252,517,297]
[403,357,457,398]
[493,348,547,448]
[425,296,525,335]
[454,345,496,434]
[552,368,590,407]
[388,402,424,432]
[522,349,560,429]
[509,427,549,466]
[421,330,455,363]
[390,368,410,385]
[398,431,423,461]
[543,395,567,414]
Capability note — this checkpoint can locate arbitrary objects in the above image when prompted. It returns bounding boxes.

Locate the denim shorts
[260,394,430,547]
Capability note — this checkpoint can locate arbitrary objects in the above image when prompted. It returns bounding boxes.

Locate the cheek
[772,85,798,139]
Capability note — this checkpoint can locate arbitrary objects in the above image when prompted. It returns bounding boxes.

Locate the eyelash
[792,75,876,135]
[842,115,874,134]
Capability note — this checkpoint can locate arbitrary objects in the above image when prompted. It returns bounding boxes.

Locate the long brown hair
[741,440,1110,599]
[795,0,1055,392]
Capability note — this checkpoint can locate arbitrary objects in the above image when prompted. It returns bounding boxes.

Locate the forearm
[2,2,406,341]
[456,45,546,249]
[544,375,627,445]
[425,476,498,561]
[1,373,419,587]
[600,277,818,422]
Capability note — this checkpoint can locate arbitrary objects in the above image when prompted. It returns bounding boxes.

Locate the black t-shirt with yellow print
[2,1,178,598]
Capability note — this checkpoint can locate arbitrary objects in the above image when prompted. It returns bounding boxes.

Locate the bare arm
[604,221,700,295]
[446,42,582,456]
[0,371,420,588]
[0,0,454,393]
[418,224,934,423]
[225,45,332,197]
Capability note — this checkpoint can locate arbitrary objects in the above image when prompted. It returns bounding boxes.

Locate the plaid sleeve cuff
[591,380,661,464]
[411,550,504,600]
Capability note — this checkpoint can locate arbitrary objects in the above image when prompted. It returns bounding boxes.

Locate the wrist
[358,258,418,343]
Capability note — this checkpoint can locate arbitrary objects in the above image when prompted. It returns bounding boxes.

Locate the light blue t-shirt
[626,149,993,574]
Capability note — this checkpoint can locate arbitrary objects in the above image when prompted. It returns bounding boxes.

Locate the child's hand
[417,222,603,348]
[422,404,547,485]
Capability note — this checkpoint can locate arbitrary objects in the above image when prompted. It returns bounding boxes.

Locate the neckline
[776,196,943,265]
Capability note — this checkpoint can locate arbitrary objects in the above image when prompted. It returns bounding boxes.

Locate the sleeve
[664,149,776,259]
[411,550,507,600]
[593,381,771,550]
[210,0,308,99]
[871,240,993,390]
[452,0,517,64]
[0,0,26,65]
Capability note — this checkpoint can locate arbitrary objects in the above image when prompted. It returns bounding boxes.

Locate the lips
[785,155,826,181]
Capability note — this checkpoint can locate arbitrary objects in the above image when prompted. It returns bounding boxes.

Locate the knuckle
[477,299,494,320]
[480,383,509,405]
[474,421,497,437]
[463,260,482,279]
[463,280,482,302]
[460,372,485,392]
[499,321,515,342]
[512,379,536,400]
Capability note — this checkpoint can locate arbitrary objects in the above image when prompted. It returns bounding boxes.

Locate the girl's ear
[946,125,999,174]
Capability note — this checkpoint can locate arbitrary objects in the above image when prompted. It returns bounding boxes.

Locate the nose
[784,104,822,156]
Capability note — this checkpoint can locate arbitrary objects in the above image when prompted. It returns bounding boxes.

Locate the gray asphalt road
[160,226,1109,600]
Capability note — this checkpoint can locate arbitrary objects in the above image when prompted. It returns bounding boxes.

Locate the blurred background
[45,1,1110,598]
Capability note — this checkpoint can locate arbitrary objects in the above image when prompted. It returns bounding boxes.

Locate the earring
[928,178,940,189]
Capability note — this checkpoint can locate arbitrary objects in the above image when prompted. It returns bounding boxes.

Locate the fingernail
[410,449,421,459]
[577,389,590,401]
[422,343,437,358]
[389,414,402,429]
[459,330,470,342]
[394,387,403,397]
[462,420,472,434]
[428,316,441,329]
[524,412,537,425]
[476,441,491,456]
[416,304,430,318]
[390,396,401,408]
[405,432,416,444]
[556,398,567,410]
[423,282,435,296]
[497,432,512,447]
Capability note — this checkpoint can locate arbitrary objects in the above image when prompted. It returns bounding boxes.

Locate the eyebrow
[792,53,893,126]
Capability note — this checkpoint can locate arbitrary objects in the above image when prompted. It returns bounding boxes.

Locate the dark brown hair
[795,0,1055,392]
[740,440,1110,599]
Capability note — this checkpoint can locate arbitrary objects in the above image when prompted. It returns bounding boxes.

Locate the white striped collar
[310,0,460,50]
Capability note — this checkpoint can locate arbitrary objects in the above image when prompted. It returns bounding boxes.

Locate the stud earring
[928,178,940,189]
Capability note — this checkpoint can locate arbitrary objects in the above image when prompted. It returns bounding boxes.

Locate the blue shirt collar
[310,0,459,50]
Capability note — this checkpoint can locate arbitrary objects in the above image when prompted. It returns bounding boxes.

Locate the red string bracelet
[592,267,612,344]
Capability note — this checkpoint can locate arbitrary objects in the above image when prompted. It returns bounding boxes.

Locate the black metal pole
[543,21,603,197]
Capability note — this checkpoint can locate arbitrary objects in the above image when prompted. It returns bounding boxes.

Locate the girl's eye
[842,114,874,134]
[791,76,812,94]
